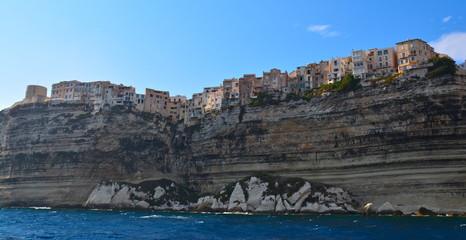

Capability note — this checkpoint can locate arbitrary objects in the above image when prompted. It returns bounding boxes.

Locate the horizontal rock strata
[1,75,465,214]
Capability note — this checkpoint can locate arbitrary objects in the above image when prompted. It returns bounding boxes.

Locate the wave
[138,215,189,220]
[29,207,52,210]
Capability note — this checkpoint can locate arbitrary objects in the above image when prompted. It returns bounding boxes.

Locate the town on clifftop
[12,38,466,125]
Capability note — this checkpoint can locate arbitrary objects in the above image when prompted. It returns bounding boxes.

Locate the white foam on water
[139,215,188,220]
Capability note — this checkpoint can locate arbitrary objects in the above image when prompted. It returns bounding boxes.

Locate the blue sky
[1,0,466,110]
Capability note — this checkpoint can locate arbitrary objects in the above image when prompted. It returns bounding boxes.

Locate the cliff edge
[0,74,465,214]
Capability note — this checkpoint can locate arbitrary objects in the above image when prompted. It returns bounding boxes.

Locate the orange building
[144,88,170,116]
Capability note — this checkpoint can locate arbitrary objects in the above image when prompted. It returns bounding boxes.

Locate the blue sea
[0,208,465,239]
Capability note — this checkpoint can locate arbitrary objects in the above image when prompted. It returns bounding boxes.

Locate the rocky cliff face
[1,75,465,214]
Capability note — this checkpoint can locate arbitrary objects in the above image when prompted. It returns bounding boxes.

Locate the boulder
[287,182,311,205]
[376,202,396,215]
[246,177,269,210]
[275,195,286,212]
[255,195,276,212]
[135,201,150,209]
[227,183,247,211]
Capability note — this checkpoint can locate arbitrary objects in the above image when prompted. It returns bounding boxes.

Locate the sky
[1,0,466,110]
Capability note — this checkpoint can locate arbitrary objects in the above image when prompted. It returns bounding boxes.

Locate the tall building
[351,50,368,79]
[134,93,145,111]
[169,95,187,121]
[327,56,352,84]
[262,68,288,92]
[203,87,223,112]
[184,93,204,125]
[239,74,255,105]
[144,88,170,116]
[396,39,437,72]
[367,47,397,76]
[222,78,240,106]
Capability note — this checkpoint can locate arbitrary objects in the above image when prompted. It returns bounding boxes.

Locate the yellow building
[396,39,437,72]
[23,85,48,104]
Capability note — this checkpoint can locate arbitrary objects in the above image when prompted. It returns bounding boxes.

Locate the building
[367,47,397,76]
[184,93,204,125]
[351,50,368,79]
[144,88,170,116]
[222,78,240,106]
[262,68,288,92]
[327,56,352,84]
[134,94,145,111]
[239,74,255,105]
[203,86,223,112]
[169,95,187,121]
[22,85,48,104]
[102,84,136,107]
[396,39,437,72]
[51,80,135,110]
[295,66,309,93]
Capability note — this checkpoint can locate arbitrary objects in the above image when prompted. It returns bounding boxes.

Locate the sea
[0,208,465,239]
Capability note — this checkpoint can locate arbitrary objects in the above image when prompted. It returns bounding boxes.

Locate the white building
[351,50,368,79]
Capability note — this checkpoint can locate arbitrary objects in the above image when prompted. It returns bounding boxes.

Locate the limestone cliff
[0,75,465,214]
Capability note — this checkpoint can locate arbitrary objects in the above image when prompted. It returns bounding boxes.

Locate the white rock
[169,200,188,211]
[344,203,358,213]
[275,195,286,212]
[326,187,350,204]
[84,182,117,206]
[153,186,165,199]
[197,195,214,205]
[227,182,247,211]
[293,192,310,212]
[110,185,133,207]
[255,195,276,212]
[287,182,311,205]
[327,203,347,213]
[211,198,227,210]
[135,201,150,209]
[376,202,396,214]
[284,199,293,211]
[246,177,269,210]
[301,202,320,212]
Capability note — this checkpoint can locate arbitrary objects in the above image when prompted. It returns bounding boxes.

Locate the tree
[426,57,457,78]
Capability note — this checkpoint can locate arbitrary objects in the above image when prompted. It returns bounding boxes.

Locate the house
[396,38,437,72]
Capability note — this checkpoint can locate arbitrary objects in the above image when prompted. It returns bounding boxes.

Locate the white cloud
[308,25,329,32]
[307,24,340,38]
[442,16,452,23]
[430,32,466,62]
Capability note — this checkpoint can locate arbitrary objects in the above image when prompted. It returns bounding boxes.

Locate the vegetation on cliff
[426,56,458,78]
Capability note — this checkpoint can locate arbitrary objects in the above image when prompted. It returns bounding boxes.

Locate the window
[378,51,382,56]
[379,63,382,67]
[383,50,388,55]
[385,62,388,66]
[379,57,382,61]
[334,61,338,66]
[385,56,388,60]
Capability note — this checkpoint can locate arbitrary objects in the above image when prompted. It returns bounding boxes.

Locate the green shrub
[426,57,457,78]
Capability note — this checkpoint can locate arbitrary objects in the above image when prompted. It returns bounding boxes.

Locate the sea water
[0,208,465,239]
